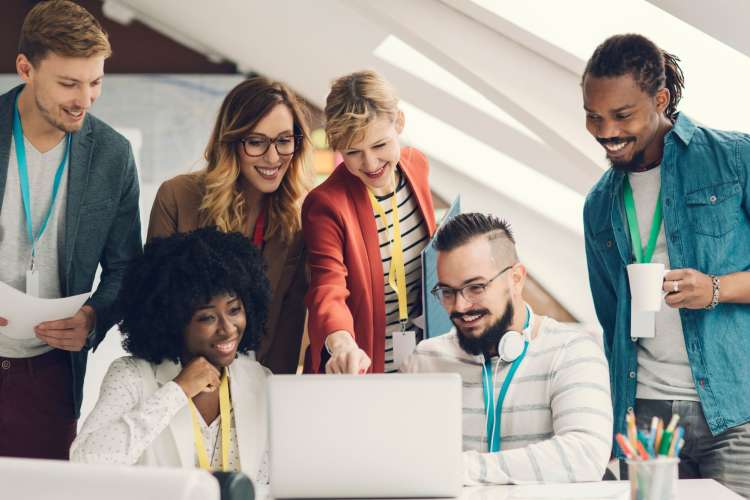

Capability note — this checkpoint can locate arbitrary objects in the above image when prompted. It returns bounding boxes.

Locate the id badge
[26,268,40,297]
[392,329,417,370]
[630,306,655,340]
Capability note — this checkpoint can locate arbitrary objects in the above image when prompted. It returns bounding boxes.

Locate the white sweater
[401,316,612,485]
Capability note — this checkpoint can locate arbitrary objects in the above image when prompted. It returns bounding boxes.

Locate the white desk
[260,479,742,500]
[0,458,220,500]
[456,480,742,499]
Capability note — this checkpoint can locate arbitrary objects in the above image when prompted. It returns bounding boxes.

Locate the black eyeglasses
[240,134,303,157]
[430,265,514,306]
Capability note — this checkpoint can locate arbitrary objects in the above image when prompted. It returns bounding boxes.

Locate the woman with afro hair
[71,227,272,483]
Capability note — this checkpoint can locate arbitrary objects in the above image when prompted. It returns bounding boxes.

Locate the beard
[454,299,514,357]
[35,93,84,133]
[597,136,658,173]
[609,147,647,172]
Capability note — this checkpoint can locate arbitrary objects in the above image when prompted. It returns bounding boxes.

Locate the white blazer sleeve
[70,357,188,465]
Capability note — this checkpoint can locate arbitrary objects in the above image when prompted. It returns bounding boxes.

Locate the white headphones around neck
[498,330,526,363]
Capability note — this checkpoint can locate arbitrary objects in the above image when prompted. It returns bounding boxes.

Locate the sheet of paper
[0,281,90,339]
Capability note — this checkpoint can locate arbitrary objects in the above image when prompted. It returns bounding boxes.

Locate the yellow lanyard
[368,173,408,330]
[188,367,232,471]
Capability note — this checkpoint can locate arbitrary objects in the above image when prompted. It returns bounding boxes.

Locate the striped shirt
[401,314,613,485]
[372,168,429,373]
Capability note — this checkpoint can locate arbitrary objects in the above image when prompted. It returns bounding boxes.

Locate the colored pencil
[674,438,685,457]
[616,433,636,460]
[627,412,638,449]
[654,418,664,452]
[666,414,680,433]
[668,426,684,457]
[635,439,650,460]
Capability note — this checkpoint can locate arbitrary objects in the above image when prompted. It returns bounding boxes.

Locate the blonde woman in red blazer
[302,70,436,374]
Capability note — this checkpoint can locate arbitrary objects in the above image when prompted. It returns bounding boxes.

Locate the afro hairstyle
[118,226,271,364]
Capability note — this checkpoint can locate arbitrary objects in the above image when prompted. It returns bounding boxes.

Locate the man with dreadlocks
[582,33,750,496]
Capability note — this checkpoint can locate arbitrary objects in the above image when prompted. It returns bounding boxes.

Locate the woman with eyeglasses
[303,70,436,374]
[148,77,311,374]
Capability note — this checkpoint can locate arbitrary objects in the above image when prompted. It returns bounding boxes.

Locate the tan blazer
[147,173,307,374]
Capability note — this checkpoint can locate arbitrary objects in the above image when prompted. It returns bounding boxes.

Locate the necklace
[631,157,661,173]
[209,422,221,467]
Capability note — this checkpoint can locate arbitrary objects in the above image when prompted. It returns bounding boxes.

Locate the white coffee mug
[627,263,669,312]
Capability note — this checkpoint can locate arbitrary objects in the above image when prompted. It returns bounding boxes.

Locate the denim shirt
[583,113,750,455]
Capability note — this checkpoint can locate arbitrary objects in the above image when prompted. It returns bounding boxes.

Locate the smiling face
[17,52,104,133]
[237,103,296,197]
[182,293,246,369]
[436,236,524,355]
[582,73,671,171]
[339,113,404,196]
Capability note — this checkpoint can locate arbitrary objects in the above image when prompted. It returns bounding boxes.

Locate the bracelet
[705,275,720,310]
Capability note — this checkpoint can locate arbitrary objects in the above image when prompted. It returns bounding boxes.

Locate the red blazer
[302,147,436,373]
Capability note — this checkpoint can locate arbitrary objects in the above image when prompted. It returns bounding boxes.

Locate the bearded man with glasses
[401,213,613,485]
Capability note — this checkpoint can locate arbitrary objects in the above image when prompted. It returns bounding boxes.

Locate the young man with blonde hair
[0,0,141,459]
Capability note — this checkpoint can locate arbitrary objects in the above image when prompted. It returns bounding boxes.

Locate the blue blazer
[0,84,143,417]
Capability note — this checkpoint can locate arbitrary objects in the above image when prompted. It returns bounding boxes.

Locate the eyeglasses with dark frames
[430,265,514,306]
[240,133,303,157]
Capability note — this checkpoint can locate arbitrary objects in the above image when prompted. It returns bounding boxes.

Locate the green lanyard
[623,176,663,263]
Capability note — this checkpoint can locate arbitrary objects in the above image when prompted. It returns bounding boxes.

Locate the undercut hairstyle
[582,34,684,121]
[19,0,112,66]
[434,213,518,263]
[118,227,271,365]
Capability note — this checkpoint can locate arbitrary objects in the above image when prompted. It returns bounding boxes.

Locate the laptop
[269,373,463,498]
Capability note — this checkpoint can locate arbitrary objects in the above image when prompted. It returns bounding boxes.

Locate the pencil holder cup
[627,457,679,500]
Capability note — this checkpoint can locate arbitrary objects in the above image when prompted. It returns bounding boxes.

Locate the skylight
[470,0,750,132]
[374,35,543,144]
[400,100,584,235]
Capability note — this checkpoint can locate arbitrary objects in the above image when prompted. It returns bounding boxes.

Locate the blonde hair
[200,77,311,243]
[325,70,399,151]
[19,0,112,66]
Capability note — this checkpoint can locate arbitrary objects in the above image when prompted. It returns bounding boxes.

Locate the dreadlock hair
[118,227,271,365]
[434,213,517,262]
[582,34,685,121]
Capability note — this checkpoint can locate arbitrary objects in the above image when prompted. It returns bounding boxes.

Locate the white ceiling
[100,0,750,328]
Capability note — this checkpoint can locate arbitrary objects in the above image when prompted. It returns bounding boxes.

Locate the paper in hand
[0,281,90,339]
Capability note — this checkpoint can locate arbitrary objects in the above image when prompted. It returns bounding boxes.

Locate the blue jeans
[620,399,750,498]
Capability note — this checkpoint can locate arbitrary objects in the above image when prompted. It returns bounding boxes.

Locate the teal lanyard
[623,176,662,263]
[12,95,71,269]
[482,307,531,453]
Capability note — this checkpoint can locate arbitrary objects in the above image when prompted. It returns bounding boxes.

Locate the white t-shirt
[0,134,68,358]
[628,167,699,401]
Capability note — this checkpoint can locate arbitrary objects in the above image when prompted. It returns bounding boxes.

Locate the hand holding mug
[663,268,713,309]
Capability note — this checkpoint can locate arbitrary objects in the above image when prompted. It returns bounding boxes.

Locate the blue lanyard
[482,307,531,453]
[12,95,71,269]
